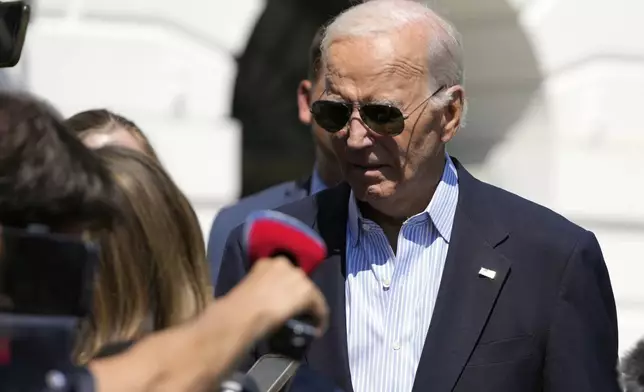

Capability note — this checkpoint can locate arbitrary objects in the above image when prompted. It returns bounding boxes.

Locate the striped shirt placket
[346,153,459,392]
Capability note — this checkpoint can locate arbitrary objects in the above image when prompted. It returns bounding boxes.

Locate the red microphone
[243,210,327,275]
[243,210,327,359]
[0,338,10,365]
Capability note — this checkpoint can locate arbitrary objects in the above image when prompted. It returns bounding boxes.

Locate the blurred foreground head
[74,147,211,364]
[622,339,644,392]
[0,92,117,230]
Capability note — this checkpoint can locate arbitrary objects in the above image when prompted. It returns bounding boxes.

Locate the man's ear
[297,80,313,125]
[440,85,464,143]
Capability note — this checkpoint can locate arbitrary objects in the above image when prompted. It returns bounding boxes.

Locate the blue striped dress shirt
[345,154,459,392]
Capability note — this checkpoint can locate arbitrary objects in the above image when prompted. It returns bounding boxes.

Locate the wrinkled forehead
[323,32,429,105]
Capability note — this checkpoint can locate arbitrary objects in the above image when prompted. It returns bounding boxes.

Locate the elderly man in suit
[216,1,621,391]
[207,26,342,284]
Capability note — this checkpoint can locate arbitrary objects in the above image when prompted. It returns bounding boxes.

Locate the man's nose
[346,108,373,150]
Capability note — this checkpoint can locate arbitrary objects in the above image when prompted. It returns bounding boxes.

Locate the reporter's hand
[226,256,329,337]
[88,257,329,392]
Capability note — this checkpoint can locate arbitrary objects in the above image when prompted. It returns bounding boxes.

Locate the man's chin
[349,181,395,202]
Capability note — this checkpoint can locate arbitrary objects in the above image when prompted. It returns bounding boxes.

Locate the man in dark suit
[216,1,621,391]
[207,26,342,284]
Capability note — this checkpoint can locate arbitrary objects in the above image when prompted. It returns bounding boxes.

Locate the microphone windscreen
[243,210,326,275]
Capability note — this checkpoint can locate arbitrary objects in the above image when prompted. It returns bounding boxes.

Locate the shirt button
[393,342,401,351]
[361,223,370,231]
[382,278,391,290]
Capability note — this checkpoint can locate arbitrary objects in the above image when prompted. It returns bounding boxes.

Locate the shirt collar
[347,152,459,246]
[310,165,329,195]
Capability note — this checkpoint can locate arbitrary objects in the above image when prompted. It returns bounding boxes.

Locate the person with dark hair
[207,24,343,285]
[65,109,160,160]
[0,93,118,230]
[232,0,352,195]
[622,339,644,392]
[0,91,330,391]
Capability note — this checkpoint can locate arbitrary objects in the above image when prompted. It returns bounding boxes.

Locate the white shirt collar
[347,152,459,246]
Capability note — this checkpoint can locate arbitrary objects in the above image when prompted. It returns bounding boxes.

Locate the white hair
[322,0,465,111]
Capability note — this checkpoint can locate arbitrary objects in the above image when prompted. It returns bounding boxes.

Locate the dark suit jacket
[207,177,311,285]
[216,158,621,392]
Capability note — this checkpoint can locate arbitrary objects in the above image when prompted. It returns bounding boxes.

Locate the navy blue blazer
[207,176,311,285]
[216,158,621,392]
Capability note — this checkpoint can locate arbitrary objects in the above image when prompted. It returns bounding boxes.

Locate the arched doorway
[432,0,544,165]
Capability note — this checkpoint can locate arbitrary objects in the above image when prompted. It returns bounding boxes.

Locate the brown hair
[73,147,211,364]
[65,109,160,161]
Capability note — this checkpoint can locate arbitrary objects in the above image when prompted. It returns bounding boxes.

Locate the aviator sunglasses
[310,85,446,136]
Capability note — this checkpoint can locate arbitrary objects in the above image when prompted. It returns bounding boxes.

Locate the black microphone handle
[270,249,320,326]
[267,251,319,360]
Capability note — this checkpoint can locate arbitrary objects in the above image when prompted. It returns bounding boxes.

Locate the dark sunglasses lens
[311,101,351,133]
[361,105,405,135]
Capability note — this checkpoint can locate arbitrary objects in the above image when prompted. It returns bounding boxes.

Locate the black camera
[0,226,100,391]
[0,1,29,68]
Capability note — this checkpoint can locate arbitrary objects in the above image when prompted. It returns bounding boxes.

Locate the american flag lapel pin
[478,267,497,280]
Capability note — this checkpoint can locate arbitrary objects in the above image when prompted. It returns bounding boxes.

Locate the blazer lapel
[305,183,354,392]
[412,159,511,392]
